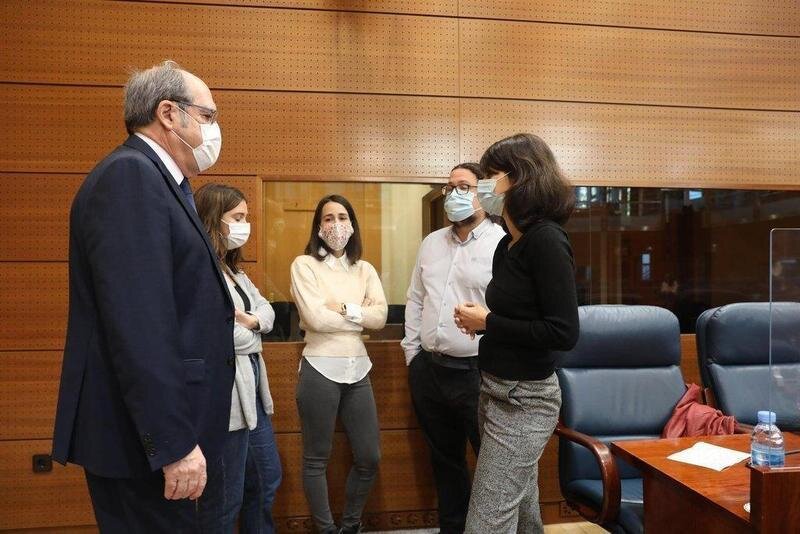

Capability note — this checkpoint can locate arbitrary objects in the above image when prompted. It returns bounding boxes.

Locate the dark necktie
[179,177,196,212]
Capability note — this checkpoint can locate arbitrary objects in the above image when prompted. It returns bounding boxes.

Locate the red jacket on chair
[662,383,736,438]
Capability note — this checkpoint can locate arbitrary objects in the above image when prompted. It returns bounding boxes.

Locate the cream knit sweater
[290,254,388,357]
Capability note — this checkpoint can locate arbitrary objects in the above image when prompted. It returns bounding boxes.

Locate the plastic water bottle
[751,410,785,467]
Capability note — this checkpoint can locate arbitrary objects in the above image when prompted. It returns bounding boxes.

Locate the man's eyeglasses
[174,101,218,124]
[441,184,477,196]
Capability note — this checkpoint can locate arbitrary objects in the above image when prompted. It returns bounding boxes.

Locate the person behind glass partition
[290,195,388,534]
[401,162,506,534]
[194,183,282,533]
[454,133,580,534]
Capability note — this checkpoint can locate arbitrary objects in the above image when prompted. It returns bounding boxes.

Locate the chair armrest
[555,423,621,525]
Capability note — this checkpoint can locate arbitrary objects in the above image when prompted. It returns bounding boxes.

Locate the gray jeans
[295,359,381,532]
[465,371,561,534]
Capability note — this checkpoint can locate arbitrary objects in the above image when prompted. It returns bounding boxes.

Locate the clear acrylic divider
[768,229,800,442]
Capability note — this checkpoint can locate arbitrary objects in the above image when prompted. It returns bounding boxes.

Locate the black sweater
[479,220,580,380]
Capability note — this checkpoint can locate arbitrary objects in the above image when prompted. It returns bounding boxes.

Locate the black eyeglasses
[441,184,477,196]
[173,100,218,124]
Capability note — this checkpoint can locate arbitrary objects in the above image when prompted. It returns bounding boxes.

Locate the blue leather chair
[555,305,686,534]
[696,302,800,430]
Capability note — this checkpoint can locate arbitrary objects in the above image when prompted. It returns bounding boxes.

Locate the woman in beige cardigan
[290,194,388,534]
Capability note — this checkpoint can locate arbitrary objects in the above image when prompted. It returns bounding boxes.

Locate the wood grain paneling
[459,0,800,37]
[460,19,800,110]
[143,0,458,16]
[680,333,701,387]
[0,174,261,262]
[273,429,437,517]
[460,99,800,189]
[0,352,62,440]
[0,263,68,351]
[0,440,94,531]
[1,85,460,177]
[0,0,458,95]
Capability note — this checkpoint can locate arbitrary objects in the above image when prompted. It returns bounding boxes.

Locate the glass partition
[769,229,800,433]
[262,181,442,342]
[260,183,800,341]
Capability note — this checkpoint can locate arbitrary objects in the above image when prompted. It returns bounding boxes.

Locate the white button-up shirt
[401,217,506,365]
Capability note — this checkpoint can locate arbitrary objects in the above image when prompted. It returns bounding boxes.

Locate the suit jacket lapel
[122,135,232,307]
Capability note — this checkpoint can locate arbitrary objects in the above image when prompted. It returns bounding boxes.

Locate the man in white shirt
[402,163,506,534]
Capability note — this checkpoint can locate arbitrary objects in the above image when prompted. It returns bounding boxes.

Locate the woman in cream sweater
[290,194,388,534]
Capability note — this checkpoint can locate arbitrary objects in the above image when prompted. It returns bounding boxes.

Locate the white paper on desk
[666,441,751,471]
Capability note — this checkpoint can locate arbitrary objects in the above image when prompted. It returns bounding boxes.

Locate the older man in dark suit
[52,60,234,532]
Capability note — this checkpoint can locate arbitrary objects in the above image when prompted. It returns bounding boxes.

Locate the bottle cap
[757,410,777,424]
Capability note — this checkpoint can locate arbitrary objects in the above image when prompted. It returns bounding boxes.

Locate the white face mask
[223,220,250,250]
[172,106,222,172]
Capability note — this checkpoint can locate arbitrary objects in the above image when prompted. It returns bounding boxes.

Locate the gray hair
[123,60,191,134]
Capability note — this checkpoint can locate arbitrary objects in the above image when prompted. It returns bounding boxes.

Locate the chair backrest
[555,305,685,483]
[696,302,800,428]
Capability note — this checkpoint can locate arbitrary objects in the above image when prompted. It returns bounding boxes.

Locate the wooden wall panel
[681,333,701,387]
[0,1,458,95]
[0,263,68,351]
[459,0,800,37]
[7,84,800,189]
[0,440,94,530]
[1,85,460,178]
[460,99,800,189]
[460,19,800,110]
[0,174,261,262]
[273,429,436,519]
[0,352,62,441]
[142,0,457,16]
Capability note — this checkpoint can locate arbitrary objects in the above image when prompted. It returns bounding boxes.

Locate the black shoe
[338,523,362,534]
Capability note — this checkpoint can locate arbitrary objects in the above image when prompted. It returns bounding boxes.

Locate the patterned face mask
[318,221,354,252]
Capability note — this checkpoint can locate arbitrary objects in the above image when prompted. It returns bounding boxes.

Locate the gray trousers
[295,359,381,532]
[465,372,561,534]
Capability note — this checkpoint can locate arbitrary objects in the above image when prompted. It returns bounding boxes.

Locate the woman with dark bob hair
[290,194,388,534]
[454,133,580,533]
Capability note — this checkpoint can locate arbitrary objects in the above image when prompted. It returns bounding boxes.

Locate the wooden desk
[611,434,800,534]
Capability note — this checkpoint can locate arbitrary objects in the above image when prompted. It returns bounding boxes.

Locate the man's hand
[162,445,207,500]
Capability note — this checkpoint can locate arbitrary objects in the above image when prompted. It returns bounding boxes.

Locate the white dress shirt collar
[134,132,185,186]
[449,216,494,245]
[320,248,352,271]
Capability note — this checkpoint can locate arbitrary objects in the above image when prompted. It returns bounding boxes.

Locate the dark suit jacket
[52,135,235,478]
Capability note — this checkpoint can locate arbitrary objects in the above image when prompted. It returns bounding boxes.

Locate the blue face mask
[477,173,509,216]
[444,190,478,222]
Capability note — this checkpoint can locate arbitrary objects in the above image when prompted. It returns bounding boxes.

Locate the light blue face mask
[444,190,478,222]
[477,173,509,217]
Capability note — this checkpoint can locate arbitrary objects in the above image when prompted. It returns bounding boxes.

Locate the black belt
[425,349,479,370]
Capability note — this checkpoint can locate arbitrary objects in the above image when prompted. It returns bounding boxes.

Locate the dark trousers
[296,358,381,533]
[408,350,481,534]
[85,469,199,533]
